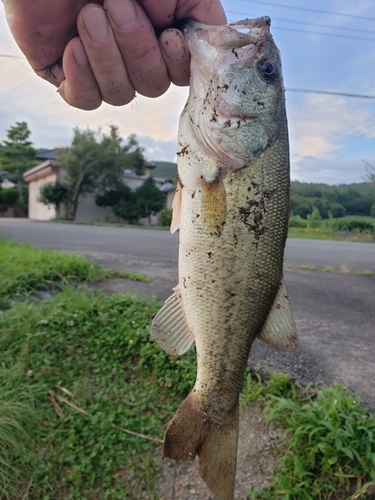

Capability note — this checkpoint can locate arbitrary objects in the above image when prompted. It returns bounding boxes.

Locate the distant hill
[291,181,375,218]
[151,161,177,182]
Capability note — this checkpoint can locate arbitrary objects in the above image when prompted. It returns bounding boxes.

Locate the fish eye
[258,59,280,83]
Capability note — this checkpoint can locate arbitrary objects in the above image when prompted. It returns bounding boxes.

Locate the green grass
[296,264,317,271]
[288,227,344,240]
[0,238,148,308]
[1,240,374,499]
[323,266,335,273]
[354,270,374,276]
[285,262,374,276]
[0,287,196,499]
[288,215,375,242]
[242,370,375,500]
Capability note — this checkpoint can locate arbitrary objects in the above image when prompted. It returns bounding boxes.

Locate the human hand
[3,0,226,110]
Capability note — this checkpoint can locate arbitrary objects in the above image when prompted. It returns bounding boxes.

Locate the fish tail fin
[163,393,239,500]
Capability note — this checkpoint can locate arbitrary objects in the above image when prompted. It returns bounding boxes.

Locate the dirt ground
[156,402,284,500]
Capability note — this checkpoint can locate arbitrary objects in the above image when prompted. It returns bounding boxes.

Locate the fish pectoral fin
[170,181,182,234]
[257,278,298,352]
[151,288,194,356]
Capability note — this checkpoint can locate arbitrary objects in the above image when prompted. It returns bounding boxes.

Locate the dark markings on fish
[176,173,185,189]
[238,190,275,240]
[233,232,238,246]
[263,189,276,199]
[237,121,241,128]
[191,192,195,199]
[177,145,189,157]
[211,108,219,123]
[250,179,260,195]
[224,120,231,128]
[207,252,212,258]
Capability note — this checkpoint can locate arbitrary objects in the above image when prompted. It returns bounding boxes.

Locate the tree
[38,180,69,214]
[55,126,146,220]
[97,177,166,224]
[134,177,166,223]
[0,185,19,213]
[0,121,37,206]
[95,184,133,209]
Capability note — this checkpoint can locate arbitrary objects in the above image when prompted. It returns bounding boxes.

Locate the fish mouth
[184,16,271,50]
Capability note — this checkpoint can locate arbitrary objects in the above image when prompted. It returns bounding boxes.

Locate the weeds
[285,262,373,276]
[251,383,375,500]
[0,286,196,499]
[296,264,317,271]
[0,238,147,308]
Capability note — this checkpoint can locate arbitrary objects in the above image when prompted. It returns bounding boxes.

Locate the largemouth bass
[151,17,297,500]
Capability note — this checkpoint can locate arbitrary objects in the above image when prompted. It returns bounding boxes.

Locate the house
[0,171,16,189]
[23,152,175,223]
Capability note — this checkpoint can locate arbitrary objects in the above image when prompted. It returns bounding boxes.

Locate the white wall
[28,175,57,220]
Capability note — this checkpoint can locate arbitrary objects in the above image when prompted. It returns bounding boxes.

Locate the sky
[1,0,375,185]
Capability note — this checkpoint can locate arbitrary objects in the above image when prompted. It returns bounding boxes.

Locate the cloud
[288,93,375,159]
[137,135,178,163]
[291,154,375,185]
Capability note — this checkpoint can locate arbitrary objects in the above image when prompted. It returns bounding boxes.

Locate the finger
[3,0,85,86]
[139,0,227,28]
[159,29,190,87]
[59,38,102,110]
[105,0,170,98]
[77,3,135,106]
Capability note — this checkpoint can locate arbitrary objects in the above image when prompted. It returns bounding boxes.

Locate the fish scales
[180,128,290,415]
[151,16,297,500]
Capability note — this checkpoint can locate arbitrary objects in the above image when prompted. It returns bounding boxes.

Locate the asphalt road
[1,219,375,408]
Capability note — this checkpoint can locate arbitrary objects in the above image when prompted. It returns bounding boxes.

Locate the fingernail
[83,7,110,43]
[72,40,89,68]
[106,0,137,30]
[162,30,186,62]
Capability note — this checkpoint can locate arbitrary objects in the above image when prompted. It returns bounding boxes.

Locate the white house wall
[28,174,57,220]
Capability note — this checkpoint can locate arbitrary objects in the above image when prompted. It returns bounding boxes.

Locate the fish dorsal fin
[257,278,298,352]
[170,181,182,234]
[151,288,194,356]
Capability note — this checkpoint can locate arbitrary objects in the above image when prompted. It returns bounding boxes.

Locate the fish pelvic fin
[163,393,239,500]
[257,277,298,351]
[150,288,194,356]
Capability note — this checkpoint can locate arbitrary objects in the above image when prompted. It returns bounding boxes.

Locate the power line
[287,89,375,99]
[0,54,25,59]
[227,10,375,35]
[273,25,375,42]
[241,0,375,22]
[1,56,375,100]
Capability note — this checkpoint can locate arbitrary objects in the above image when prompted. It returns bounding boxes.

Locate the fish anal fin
[170,181,182,234]
[257,278,298,352]
[163,393,238,500]
[151,288,194,356]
